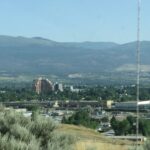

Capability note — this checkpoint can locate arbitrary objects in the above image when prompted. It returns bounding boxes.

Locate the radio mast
[136,0,141,149]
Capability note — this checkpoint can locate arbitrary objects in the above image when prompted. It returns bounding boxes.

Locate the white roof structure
[138,100,150,105]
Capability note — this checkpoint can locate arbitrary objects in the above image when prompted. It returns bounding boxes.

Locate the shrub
[10,123,32,143]
[0,106,75,150]
[48,133,76,150]
[30,115,56,147]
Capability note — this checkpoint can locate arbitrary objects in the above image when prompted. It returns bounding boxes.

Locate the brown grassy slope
[56,124,132,150]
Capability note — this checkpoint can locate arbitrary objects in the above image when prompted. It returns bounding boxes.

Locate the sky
[0,0,149,43]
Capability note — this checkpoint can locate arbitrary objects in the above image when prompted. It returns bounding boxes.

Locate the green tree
[111,116,131,135]
[62,108,99,129]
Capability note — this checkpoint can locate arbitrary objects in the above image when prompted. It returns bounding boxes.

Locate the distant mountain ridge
[0,35,149,75]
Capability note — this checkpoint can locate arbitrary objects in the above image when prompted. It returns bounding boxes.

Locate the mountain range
[0,35,150,76]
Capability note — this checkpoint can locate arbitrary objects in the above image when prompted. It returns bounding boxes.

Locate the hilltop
[57,124,130,150]
[0,35,150,84]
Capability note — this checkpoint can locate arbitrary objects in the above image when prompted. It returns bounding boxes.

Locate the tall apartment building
[33,77,53,94]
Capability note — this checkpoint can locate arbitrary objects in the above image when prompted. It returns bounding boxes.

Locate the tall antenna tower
[136,0,141,149]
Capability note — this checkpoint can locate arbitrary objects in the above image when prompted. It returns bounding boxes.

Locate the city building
[70,86,80,93]
[106,100,114,109]
[54,82,63,92]
[33,77,53,94]
[112,100,150,111]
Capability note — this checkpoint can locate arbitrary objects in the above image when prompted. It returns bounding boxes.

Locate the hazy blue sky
[0,0,149,43]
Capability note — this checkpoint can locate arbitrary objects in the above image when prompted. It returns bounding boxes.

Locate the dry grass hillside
[56,124,134,150]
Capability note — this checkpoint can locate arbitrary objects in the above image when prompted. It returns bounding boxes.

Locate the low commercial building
[109,135,147,142]
[106,100,114,109]
[54,82,63,92]
[113,100,150,111]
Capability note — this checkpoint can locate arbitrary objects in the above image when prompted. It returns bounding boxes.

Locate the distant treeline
[1,85,150,102]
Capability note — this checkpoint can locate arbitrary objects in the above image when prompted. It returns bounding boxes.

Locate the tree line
[111,115,150,136]
[1,85,150,101]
